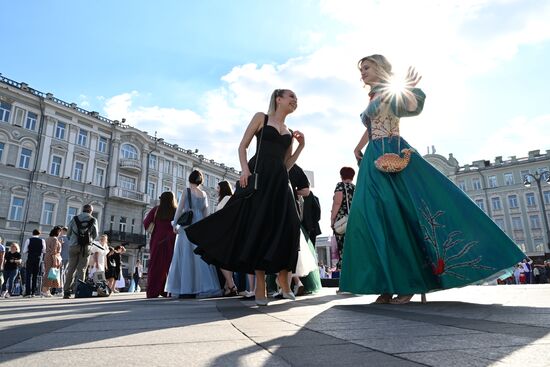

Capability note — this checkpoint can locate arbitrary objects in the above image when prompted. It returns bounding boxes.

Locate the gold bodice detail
[370,102,400,140]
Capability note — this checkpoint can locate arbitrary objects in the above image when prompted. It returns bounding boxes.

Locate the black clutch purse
[234,173,258,199]
[176,188,194,227]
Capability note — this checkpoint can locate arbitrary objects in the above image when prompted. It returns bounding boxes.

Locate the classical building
[425,150,550,257]
[0,73,240,275]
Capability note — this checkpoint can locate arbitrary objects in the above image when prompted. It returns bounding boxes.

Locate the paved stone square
[0,285,549,366]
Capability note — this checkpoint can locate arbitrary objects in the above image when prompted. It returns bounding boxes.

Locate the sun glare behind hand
[388,75,407,96]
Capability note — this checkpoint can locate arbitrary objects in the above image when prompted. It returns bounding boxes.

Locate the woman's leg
[277,271,292,293]
[221,268,236,295]
[255,270,266,299]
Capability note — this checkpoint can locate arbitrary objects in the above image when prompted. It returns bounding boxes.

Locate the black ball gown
[186,115,300,274]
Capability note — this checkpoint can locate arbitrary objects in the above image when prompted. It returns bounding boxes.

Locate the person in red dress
[143,191,177,298]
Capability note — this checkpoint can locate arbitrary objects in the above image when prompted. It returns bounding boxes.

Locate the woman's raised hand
[293,130,305,146]
[405,66,422,88]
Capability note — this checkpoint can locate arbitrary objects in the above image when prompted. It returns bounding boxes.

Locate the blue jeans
[2,269,19,294]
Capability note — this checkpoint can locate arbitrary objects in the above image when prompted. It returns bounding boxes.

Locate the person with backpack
[63,204,98,299]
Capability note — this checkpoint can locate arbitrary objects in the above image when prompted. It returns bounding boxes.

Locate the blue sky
[2,0,550,233]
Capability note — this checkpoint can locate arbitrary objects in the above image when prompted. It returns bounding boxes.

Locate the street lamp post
[523,170,550,255]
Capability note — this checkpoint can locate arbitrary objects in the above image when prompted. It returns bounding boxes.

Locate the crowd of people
[0,53,540,305]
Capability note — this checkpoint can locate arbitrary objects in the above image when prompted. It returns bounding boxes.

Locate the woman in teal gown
[339,54,525,304]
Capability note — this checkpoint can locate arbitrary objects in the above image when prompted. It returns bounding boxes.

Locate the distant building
[0,73,240,274]
[425,150,550,256]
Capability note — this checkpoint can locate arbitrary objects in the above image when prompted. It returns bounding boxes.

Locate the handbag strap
[343,183,350,213]
[252,114,268,174]
[186,188,192,210]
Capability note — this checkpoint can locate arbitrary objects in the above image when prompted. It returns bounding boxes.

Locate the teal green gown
[340,87,525,295]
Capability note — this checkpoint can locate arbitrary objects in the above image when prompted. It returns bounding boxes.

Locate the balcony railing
[109,187,149,204]
[104,230,146,246]
[119,158,142,172]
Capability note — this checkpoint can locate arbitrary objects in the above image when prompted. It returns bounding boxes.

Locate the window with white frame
[95,167,105,187]
[147,182,156,197]
[149,154,157,170]
[508,195,519,209]
[131,218,135,233]
[204,173,210,187]
[520,170,531,183]
[77,129,88,146]
[55,121,66,140]
[121,144,138,159]
[504,173,514,186]
[18,148,32,169]
[0,102,11,123]
[119,175,136,190]
[109,215,114,231]
[529,215,541,229]
[511,217,523,230]
[66,206,79,225]
[475,199,485,211]
[50,156,62,176]
[42,202,56,225]
[25,112,38,130]
[457,180,466,191]
[491,197,502,210]
[0,142,4,161]
[525,193,536,207]
[119,217,127,233]
[73,161,84,182]
[488,176,497,188]
[164,160,172,174]
[472,178,482,190]
[98,136,108,153]
[9,196,25,221]
[494,218,505,231]
[177,164,185,178]
[544,190,550,205]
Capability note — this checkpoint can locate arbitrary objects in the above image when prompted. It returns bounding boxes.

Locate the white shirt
[90,243,109,271]
[215,196,231,212]
[22,236,46,254]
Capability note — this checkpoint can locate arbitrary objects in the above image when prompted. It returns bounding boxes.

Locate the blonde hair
[10,242,20,252]
[267,89,288,115]
[358,54,393,83]
[100,234,108,241]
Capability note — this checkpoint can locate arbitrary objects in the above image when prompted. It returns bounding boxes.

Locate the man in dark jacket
[63,204,98,299]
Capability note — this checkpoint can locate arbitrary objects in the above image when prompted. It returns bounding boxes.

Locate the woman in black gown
[186,89,305,306]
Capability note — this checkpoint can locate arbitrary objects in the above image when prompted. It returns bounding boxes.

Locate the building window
[504,173,514,186]
[177,164,185,178]
[110,215,115,231]
[472,178,482,190]
[24,112,38,130]
[488,176,497,188]
[544,191,550,205]
[0,102,11,123]
[177,190,183,201]
[511,217,523,231]
[95,167,105,187]
[66,206,79,225]
[475,199,485,211]
[525,193,536,207]
[50,156,62,176]
[508,195,519,209]
[457,180,466,191]
[42,202,55,225]
[55,121,66,140]
[18,148,32,169]
[529,215,541,229]
[119,175,136,191]
[0,142,4,161]
[491,197,502,211]
[98,136,108,153]
[119,217,127,233]
[520,170,531,184]
[131,218,135,233]
[494,218,505,231]
[77,129,88,146]
[147,182,156,197]
[73,162,84,182]
[164,160,172,174]
[121,144,138,159]
[9,196,25,221]
[149,154,157,170]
